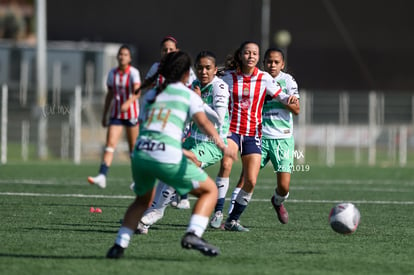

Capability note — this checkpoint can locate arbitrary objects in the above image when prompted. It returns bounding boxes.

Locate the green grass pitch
[0,161,413,275]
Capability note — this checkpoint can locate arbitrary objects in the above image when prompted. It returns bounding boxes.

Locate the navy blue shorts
[109,118,138,127]
[227,132,261,156]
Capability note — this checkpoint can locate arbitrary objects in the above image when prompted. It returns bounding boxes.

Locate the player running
[227,48,300,224]
[212,41,297,232]
[136,50,230,234]
[106,51,235,258]
[131,35,197,209]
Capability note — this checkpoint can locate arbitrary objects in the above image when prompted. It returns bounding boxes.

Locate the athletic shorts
[109,117,138,127]
[228,132,261,156]
[261,136,294,173]
[131,150,208,196]
[183,137,223,168]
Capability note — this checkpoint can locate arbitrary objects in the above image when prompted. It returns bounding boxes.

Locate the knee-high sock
[149,181,176,214]
[228,189,252,221]
[214,177,229,213]
[227,187,241,214]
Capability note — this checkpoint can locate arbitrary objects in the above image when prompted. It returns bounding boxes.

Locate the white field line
[257,178,414,185]
[1,178,413,186]
[0,192,413,205]
[1,179,411,193]
[256,186,413,193]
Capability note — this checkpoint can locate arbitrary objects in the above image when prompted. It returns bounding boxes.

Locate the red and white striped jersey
[221,67,283,137]
[107,65,141,120]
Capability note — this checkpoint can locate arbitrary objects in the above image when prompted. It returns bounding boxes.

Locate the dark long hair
[142,51,192,103]
[223,41,260,71]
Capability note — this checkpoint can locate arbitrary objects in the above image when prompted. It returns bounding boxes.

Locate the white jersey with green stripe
[190,76,230,141]
[262,71,299,139]
[137,82,205,164]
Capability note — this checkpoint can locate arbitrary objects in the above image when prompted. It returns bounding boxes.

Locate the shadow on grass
[0,252,183,261]
[22,226,117,234]
[286,251,326,255]
[0,253,104,260]
[22,221,187,234]
[151,223,187,230]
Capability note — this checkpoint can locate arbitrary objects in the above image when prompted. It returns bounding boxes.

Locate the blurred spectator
[0,0,34,42]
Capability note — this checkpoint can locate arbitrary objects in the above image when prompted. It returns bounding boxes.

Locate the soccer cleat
[140,209,164,226]
[181,232,220,256]
[87,174,106,189]
[176,199,191,209]
[271,195,289,224]
[106,244,125,259]
[210,211,223,229]
[129,182,135,191]
[224,219,249,232]
[136,222,150,235]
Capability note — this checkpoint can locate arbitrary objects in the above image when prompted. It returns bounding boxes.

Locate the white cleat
[141,209,164,226]
[210,211,223,229]
[87,174,106,189]
[176,199,191,209]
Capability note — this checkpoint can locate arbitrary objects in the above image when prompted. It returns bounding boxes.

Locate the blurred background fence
[1,41,413,167]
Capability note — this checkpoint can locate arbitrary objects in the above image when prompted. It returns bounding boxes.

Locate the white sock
[235,189,252,206]
[115,226,134,248]
[228,187,241,214]
[187,214,208,237]
[216,177,229,200]
[151,181,176,213]
[274,191,289,206]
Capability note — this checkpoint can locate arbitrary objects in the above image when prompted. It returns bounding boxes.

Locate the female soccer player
[87,45,141,188]
[136,50,230,233]
[146,35,196,88]
[228,48,300,224]
[106,51,235,258]
[216,41,297,231]
[134,35,196,209]
[145,35,196,210]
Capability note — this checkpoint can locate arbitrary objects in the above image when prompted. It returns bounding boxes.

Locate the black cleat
[106,244,125,259]
[181,232,220,256]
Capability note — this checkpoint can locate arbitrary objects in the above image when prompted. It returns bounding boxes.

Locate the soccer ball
[329,202,360,234]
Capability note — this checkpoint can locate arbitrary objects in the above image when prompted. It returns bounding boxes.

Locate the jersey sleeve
[286,74,299,98]
[212,79,229,108]
[189,92,205,117]
[131,67,141,85]
[186,68,197,88]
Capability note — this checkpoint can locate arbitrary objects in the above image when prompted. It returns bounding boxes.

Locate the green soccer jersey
[137,82,205,164]
[262,71,299,139]
[190,76,230,141]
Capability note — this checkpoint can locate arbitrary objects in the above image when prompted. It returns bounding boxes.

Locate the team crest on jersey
[243,87,249,96]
